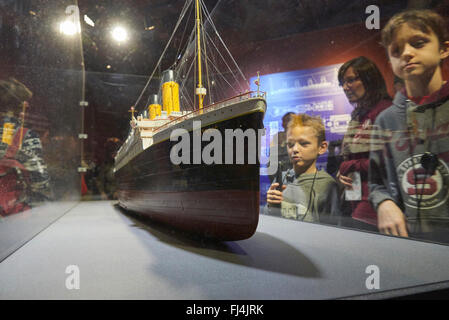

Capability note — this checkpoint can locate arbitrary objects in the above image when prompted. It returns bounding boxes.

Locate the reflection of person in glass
[96,137,120,200]
[336,57,392,231]
[45,130,79,200]
[265,114,340,224]
[369,10,449,242]
[0,78,52,216]
[269,112,294,182]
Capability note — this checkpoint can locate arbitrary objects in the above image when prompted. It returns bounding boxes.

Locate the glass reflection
[337,56,392,232]
[260,6,449,246]
[369,9,449,243]
[264,114,340,225]
[1,0,449,257]
[0,0,83,261]
[0,78,52,215]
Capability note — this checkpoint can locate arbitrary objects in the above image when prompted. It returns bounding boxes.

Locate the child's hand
[267,183,286,204]
[377,200,409,237]
[336,171,353,189]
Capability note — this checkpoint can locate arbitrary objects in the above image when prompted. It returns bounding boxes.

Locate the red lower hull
[118,189,260,240]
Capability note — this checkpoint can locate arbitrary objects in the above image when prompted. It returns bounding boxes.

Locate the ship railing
[155,91,266,133]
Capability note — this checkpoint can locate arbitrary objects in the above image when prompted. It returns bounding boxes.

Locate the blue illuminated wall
[251,63,354,206]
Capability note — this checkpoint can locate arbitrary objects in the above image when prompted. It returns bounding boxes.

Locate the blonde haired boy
[265,113,340,224]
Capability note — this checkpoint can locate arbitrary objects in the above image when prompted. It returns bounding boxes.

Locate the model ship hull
[115,98,266,240]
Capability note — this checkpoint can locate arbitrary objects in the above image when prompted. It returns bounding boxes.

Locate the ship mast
[195,0,206,112]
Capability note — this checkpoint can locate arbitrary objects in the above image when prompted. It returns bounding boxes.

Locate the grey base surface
[0,201,79,263]
[1,200,449,299]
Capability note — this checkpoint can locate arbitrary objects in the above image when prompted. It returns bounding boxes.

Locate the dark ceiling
[75,0,412,75]
[3,0,442,77]
[3,0,447,77]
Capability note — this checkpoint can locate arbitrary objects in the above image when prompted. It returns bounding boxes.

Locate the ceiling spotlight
[59,20,80,36]
[106,65,112,69]
[84,15,95,27]
[111,26,128,43]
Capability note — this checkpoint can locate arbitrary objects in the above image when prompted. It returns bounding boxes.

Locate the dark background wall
[234,20,449,99]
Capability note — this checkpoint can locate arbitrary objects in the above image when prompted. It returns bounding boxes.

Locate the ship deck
[1,200,449,299]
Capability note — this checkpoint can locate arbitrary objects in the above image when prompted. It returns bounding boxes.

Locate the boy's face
[286,125,327,172]
[387,23,449,82]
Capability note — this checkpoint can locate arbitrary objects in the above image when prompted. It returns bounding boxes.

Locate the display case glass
[1,0,449,300]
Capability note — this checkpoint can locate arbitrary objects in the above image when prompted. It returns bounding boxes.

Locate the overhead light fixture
[145,26,155,31]
[84,15,95,27]
[59,20,80,36]
[111,26,128,43]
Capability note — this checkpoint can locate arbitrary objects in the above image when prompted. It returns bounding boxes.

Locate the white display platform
[1,201,449,299]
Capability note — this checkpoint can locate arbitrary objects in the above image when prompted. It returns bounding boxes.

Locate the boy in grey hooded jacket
[369,10,449,242]
[265,113,340,225]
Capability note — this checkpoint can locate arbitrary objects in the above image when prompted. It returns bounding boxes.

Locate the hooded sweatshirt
[264,168,340,225]
[369,82,449,239]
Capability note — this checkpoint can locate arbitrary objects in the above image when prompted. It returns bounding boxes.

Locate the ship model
[114,0,267,240]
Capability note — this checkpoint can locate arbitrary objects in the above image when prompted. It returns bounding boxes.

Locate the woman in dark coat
[337,57,392,231]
